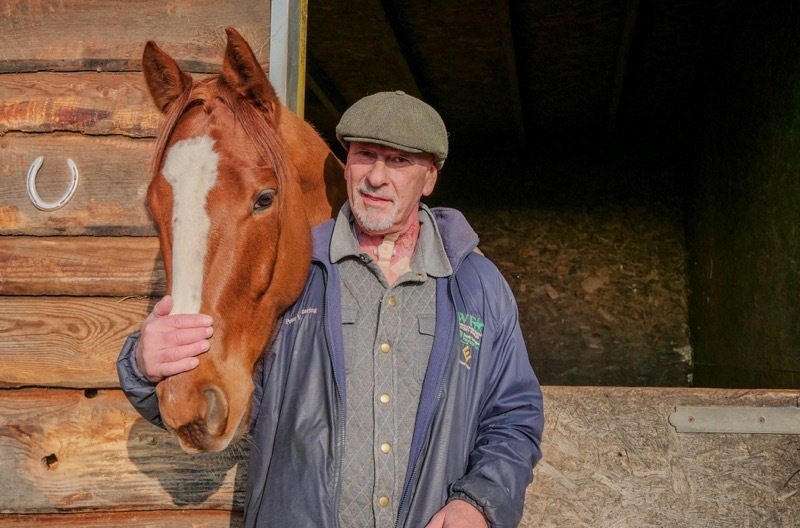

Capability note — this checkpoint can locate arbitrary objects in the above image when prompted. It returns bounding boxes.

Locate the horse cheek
[271,189,313,312]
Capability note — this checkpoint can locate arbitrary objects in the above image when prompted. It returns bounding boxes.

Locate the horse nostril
[204,387,228,437]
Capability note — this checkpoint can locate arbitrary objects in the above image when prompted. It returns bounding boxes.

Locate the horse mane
[150,76,291,196]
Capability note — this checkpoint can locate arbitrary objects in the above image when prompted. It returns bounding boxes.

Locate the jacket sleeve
[448,277,544,528]
[116,332,164,428]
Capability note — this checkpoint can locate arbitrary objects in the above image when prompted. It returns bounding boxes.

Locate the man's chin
[353,206,395,233]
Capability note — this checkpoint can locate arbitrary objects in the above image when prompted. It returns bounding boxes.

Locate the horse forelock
[153,76,292,214]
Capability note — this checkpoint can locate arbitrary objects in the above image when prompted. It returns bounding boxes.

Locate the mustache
[357,181,397,203]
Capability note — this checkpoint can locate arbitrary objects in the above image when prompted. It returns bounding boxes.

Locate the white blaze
[161,136,219,315]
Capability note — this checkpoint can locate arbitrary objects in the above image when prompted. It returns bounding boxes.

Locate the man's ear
[422,164,438,197]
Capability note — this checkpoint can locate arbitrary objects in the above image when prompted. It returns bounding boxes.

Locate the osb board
[0,0,270,73]
[0,296,150,388]
[452,183,691,387]
[0,510,242,528]
[0,237,163,296]
[0,389,247,514]
[522,386,800,527]
[1,133,154,236]
[1,386,798,525]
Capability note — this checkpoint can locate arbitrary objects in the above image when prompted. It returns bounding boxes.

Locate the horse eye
[254,190,276,211]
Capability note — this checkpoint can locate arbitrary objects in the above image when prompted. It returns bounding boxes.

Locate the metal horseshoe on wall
[26,156,80,211]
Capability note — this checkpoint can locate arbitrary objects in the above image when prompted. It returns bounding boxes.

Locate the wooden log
[522,386,800,527]
[0,510,242,528]
[0,296,150,388]
[0,389,247,514]
[0,72,162,137]
[0,133,155,236]
[0,237,164,296]
[0,1,271,73]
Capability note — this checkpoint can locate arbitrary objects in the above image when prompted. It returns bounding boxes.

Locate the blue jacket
[118,207,543,527]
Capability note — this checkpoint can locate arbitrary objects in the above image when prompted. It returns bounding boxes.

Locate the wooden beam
[0,72,162,137]
[0,236,163,296]
[0,389,246,513]
[605,0,641,140]
[306,52,349,123]
[0,296,150,388]
[1,133,155,236]
[0,2,270,74]
[498,0,527,147]
[0,510,242,528]
[377,0,425,99]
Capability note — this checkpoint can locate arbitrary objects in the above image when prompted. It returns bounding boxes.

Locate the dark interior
[303,1,800,388]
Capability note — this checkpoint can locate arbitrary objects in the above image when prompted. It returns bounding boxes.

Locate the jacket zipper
[321,262,346,528]
[394,273,460,527]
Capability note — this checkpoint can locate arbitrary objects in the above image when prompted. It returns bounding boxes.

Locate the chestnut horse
[142,28,346,452]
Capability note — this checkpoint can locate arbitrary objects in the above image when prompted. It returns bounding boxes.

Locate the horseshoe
[26,156,80,211]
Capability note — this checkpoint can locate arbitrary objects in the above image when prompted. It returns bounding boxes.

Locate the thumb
[152,294,173,318]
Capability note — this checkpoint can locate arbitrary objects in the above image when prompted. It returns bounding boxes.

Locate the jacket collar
[312,204,479,272]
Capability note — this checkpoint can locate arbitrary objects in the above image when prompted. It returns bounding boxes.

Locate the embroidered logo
[284,306,318,325]
[457,311,484,369]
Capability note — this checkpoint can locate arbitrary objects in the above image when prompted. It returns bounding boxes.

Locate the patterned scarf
[356,221,419,285]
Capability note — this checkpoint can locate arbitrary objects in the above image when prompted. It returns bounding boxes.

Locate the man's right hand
[135,295,214,383]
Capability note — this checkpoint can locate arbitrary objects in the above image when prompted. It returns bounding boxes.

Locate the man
[118,91,543,527]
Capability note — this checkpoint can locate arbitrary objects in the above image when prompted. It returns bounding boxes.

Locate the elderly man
[118,91,543,527]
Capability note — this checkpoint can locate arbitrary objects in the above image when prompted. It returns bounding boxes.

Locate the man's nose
[366,159,389,186]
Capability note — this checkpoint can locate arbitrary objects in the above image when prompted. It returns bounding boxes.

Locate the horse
[142,27,346,453]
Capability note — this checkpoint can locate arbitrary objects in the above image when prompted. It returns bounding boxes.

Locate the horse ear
[142,41,192,114]
[222,27,280,117]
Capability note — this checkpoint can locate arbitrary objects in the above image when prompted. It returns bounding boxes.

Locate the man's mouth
[360,191,394,206]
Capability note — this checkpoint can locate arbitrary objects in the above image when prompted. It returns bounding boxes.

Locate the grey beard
[352,184,398,232]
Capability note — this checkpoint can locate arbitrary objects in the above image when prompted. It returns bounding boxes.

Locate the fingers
[135,298,215,383]
[161,325,213,351]
[152,349,202,379]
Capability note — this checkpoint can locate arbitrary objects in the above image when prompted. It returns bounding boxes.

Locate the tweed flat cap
[336,91,448,168]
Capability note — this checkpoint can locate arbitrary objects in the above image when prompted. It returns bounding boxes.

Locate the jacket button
[387,296,397,306]
[380,442,392,454]
[380,343,391,353]
[379,496,389,508]
[380,393,390,404]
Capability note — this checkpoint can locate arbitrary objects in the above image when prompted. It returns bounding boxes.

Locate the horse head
[142,28,345,452]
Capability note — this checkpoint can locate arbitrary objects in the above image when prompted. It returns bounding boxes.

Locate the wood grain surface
[0,296,151,388]
[0,237,164,296]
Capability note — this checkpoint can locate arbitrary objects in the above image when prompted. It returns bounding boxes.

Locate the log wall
[0,1,265,525]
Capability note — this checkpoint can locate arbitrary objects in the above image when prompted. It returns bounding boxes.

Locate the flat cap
[336,91,448,168]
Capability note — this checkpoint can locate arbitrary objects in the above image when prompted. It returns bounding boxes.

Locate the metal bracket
[669,406,800,434]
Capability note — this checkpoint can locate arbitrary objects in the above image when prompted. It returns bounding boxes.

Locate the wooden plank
[0,0,271,73]
[0,237,164,296]
[1,133,155,236]
[522,386,800,527]
[0,296,151,388]
[0,510,242,528]
[0,72,162,137]
[0,389,247,514]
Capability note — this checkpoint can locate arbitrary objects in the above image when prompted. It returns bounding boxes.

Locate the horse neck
[277,107,346,224]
